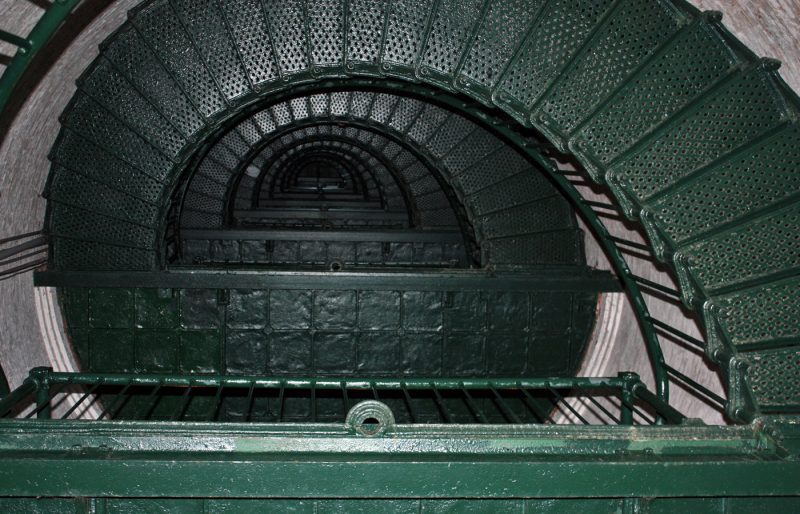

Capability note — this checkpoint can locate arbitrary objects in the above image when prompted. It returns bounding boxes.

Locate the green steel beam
[0,421,795,498]
[233,208,409,222]
[180,229,464,243]
[253,200,383,209]
[34,268,621,292]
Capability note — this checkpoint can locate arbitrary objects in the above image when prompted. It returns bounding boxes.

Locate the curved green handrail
[0,0,82,122]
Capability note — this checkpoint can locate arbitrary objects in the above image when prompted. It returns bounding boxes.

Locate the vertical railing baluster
[584,394,619,425]
[35,380,51,420]
[310,381,316,422]
[340,381,349,419]
[277,382,285,422]
[400,382,416,423]
[173,383,194,421]
[97,381,133,420]
[489,386,521,424]
[244,381,256,422]
[459,383,488,423]
[547,387,590,425]
[143,381,165,420]
[207,385,224,421]
[431,383,452,423]
[518,386,552,424]
[61,380,103,420]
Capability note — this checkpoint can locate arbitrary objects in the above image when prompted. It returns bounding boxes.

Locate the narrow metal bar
[584,395,620,425]
[664,364,726,407]
[142,382,165,420]
[207,385,224,421]
[244,381,256,422]
[518,385,553,424]
[430,383,452,423]
[547,387,589,425]
[649,318,705,349]
[0,30,30,50]
[25,383,68,419]
[370,383,380,401]
[0,235,48,261]
[0,259,47,280]
[35,381,51,420]
[620,388,634,426]
[0,247,48,267]
[608,236,652,252]
[631,275,682,299]
[631,383,686,425]
[173,384,195,421]
[340,381,349,417]
[310,382,316,422]
[0,230,43,245]
[489,386,522,424]
[583,200,619,211]
[400,382,416,423]
[96,382,133,420]
[61,381,103,420]
[276,383,285,422]
[459,384,488,423]
[630,403,656,425]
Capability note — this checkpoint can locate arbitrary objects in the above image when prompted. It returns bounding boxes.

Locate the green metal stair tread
[570,18,744,179]
[494,0,618,124]
[130,0,228,118]
[48,166,160,225]
[465,173,561,217]
[262,0,309,77]
[345,0,388,74]
[49,205,157,250]
[380,0,435,76]
[416,0,484,87]
[77,58,188,158]
[608,68,793,217]
[674,201,800,295]
[478,199,577,239]
[439,126,505,175]
[170,0,253,101]
[218,0,280,87]
[644,125,800,246]
[307,0,346,71]
[48,131,165,203]
[454,0,547,101]
[487,230,584,266]
[102,24,207,138]
[745,346,800,409]
[51,240,156,271]
[533,0,690,150]
[57,93,174,182]
[704,276,800,350]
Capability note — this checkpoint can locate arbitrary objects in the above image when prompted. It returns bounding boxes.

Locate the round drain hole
[345,400,395,437]
[329,261,343,272]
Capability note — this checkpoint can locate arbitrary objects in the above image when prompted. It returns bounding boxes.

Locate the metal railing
[1,367,685,426]
[0,230,47,280]
[0,0,82,117]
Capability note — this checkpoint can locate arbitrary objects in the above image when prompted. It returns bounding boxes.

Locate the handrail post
[30,367,53,420]
[618,372,639,425]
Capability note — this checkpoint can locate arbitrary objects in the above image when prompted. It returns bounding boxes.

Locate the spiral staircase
[0,0,798,511]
